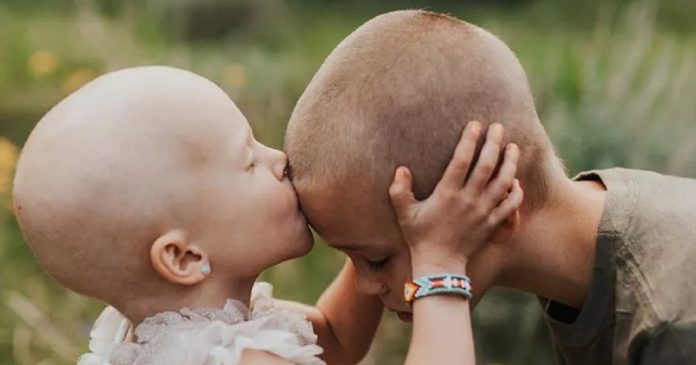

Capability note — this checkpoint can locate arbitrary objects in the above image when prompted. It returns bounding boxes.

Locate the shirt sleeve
[629,321,696,365]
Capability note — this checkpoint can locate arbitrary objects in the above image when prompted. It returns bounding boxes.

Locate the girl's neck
[116,273,258,326]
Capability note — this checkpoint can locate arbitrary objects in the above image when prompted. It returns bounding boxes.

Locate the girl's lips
[396,311,413,323]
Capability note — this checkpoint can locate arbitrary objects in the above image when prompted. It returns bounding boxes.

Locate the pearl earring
[201,264,211,276]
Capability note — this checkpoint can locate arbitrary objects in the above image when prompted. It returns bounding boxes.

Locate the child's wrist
[411,254,468,277]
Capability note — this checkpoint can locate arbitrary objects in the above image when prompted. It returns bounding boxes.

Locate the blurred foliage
[1,0,695,364]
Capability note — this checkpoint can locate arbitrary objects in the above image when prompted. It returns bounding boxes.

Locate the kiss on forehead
[11,8,696,365]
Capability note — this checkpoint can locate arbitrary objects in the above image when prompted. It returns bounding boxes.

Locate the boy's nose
[355,273,387,296]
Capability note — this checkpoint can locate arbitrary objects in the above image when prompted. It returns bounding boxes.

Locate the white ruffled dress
[77,282,325,365]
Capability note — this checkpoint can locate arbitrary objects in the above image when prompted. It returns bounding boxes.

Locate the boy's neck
[498,177,607,309]
[116,274,258,326]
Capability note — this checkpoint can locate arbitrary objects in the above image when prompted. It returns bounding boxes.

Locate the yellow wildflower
[27,51,58,77]
[0,136,19,195]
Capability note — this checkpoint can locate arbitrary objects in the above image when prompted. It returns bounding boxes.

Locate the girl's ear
[488,209,520,244]
[150,230,210,285]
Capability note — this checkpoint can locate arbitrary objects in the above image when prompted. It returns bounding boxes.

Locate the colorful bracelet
[404,273,473,304]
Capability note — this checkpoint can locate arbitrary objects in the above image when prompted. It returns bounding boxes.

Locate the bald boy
[285,10,696,365]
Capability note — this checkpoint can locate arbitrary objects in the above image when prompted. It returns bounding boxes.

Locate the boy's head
[13,66,312,312]
[285,10,564,315]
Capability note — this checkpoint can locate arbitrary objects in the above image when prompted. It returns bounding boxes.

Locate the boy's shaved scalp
[286,10,560,221]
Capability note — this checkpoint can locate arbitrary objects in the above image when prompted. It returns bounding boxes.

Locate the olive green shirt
[541,168,696,365]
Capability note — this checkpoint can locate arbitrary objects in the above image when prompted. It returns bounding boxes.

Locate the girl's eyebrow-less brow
[246,128,254,146]
[235,127,252,153]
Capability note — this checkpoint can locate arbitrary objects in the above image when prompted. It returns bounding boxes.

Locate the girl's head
[13,66,313,320]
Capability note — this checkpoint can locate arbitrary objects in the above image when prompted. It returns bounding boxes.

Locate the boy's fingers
[466,123,505,195]
[389,166,417,215]
[439,122,481,191]
[488,179,523,226]
[482,143,519,209]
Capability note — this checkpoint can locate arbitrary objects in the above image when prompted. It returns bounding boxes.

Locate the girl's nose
[266,147,288,181]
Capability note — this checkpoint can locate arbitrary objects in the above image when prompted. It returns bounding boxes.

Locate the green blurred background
[1,0,695,364]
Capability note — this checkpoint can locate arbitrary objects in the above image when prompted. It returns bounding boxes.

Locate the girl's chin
[300,228,315,253]
[291,223,315,257]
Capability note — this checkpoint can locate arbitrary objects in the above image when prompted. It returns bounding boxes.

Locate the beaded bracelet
[404,273,473,304]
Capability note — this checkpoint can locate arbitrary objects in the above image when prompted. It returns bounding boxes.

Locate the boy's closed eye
[366,257,390,271]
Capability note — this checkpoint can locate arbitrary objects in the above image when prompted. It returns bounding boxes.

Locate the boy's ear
[150,230,210,285]
[488,209,520,244]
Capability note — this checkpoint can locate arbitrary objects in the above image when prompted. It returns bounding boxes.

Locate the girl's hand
[389,121,523,275]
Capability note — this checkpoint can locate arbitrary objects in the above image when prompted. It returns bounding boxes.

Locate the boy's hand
[389,121,523,275]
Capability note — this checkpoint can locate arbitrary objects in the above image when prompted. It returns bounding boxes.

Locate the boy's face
[299,189,416,320]
[299,184,496,322]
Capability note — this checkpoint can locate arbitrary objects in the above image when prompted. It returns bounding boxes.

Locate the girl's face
[189,105,313,278]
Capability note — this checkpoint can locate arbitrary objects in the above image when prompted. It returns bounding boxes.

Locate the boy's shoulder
[577,167,696,235]
[548,167,696,365]
[593,167,696,363]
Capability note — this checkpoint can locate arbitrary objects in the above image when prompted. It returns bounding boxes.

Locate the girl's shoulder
[77,282,325,365]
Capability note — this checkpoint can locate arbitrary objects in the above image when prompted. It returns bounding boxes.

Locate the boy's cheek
[386,256,412,297]
[393,251,413,280]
